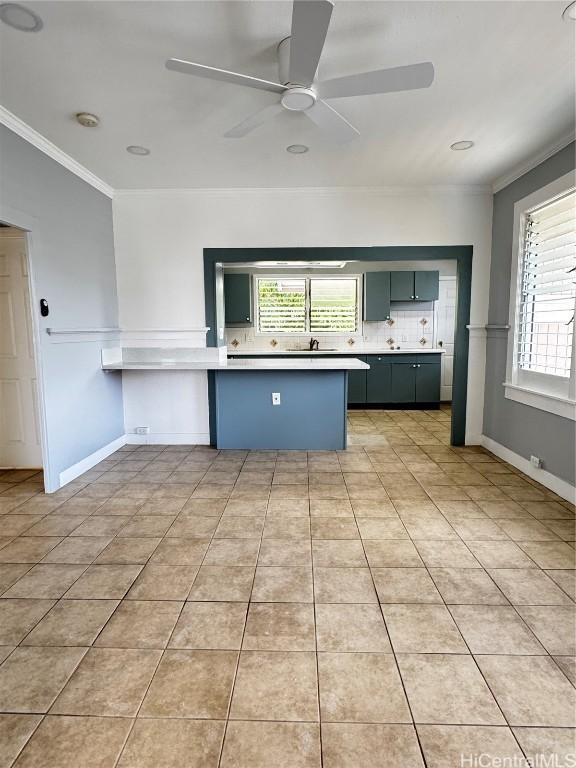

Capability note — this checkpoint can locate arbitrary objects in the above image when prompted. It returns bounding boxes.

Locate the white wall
[113,187,493,443]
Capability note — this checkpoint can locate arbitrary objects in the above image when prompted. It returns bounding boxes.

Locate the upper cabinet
[389,271,414,302]
[224,273,253,326]
[390,270,439,302]
[364,272,391,321]
[414,271,440,301]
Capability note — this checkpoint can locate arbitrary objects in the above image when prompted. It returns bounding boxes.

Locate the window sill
[503,382,576,421]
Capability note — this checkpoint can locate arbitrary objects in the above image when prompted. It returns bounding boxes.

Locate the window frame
[505,171,576,421]
[254,274,362,336]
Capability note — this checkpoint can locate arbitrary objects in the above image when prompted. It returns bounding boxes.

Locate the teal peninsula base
[214,369,350,450]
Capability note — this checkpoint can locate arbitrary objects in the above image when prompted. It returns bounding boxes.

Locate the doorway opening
[204,246,472,446]
[0,224,44,479]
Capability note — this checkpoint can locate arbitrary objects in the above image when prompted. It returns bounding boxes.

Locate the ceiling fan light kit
[165,0,435,144]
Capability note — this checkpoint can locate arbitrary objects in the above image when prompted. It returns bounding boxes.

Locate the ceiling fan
[166,0,434,143]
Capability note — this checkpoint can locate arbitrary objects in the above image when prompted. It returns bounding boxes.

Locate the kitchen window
[505,173,576,420]
[256,277,360,334]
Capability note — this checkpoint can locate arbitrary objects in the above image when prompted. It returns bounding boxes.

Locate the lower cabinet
[389,361,441,403]
[390,363,416,403]
[229,353,441,406]
[363,354,441,406]
[415,361,441,402]
[366,357,391,403]
[348,364,368,404]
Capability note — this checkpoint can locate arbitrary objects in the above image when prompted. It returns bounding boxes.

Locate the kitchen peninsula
[102,347,368,449]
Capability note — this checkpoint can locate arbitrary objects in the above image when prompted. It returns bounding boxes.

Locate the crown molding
[3,101,570,200]
[114,183,492,199]
[0,105,114,199]
[492,131,576,194]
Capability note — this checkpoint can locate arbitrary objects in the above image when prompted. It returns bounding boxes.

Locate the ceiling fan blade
[317,61,435,99]
[224,101,284,138]
[289,0,334,86]
[166,58,286,94]
[305,99,359,143]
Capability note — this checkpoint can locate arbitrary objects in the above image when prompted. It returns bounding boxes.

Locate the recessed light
[450,140,474,151]
[0,2,42,31]
[286,144,309,154]
[75,112,100,128]
[126,145,151,156]
[562,1,576,21]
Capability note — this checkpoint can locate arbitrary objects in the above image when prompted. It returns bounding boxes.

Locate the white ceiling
[1,1,574,190]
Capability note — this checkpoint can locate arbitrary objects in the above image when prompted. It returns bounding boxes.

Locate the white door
[0,228,42,467]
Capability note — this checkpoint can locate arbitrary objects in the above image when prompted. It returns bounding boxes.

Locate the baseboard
[58,434,127,488]
[481,435,576,503]
[125,432,210,445]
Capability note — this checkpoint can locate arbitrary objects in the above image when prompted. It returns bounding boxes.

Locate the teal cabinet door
[415,362,441,402]
[364,272,391,321]
[366,359,392,403]
[390,271,415,301]
[348,368,367,404]
[390,363,417,402]
[224,273,252,325]
[414,271,439,301]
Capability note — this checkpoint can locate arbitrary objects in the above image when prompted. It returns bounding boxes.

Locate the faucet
[309,338,319,351]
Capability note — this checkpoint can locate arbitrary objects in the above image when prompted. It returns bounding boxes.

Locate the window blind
[256,277,359,334]
[310,278,357,333]
[257,279,307,333]
[517,189,576,377]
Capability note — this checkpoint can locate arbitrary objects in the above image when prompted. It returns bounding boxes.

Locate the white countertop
[102,357,369,371]
[228,347,445,356]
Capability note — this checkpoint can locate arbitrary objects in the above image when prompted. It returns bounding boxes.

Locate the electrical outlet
[530,455,542,469]
[135,426,150,435]
[272,392,281,406]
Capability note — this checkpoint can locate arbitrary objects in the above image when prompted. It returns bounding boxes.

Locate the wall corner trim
[481,434,575,503]
[58,434,127,489]
[492,131,576,194]
[0,105,114,199]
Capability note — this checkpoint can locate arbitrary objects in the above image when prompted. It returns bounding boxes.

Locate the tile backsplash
[226,305,436,351]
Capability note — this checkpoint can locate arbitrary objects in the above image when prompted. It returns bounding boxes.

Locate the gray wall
[483,142,575,485]
[0,125,124,489]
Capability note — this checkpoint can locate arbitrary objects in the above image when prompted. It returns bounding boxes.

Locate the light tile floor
[0,406,575,766]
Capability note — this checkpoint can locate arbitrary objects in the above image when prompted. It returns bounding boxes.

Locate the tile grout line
[215,452,268,768]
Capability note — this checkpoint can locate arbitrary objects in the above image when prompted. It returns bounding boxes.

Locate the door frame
[0,203,53,490]
[204,246,473,445]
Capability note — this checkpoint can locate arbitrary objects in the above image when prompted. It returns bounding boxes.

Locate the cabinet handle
[415,295,419,299]
[246,317,250,321]
[411,295,414,299]
[418,364,421,368]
